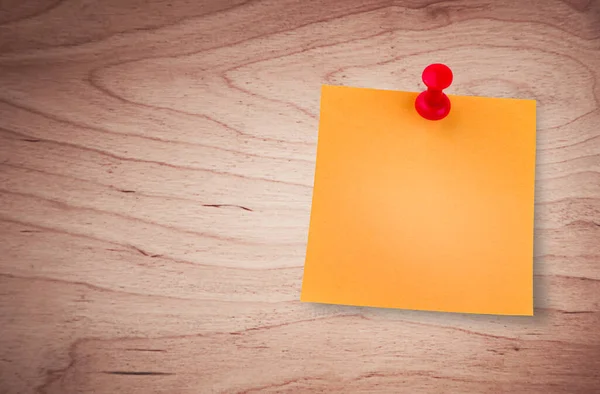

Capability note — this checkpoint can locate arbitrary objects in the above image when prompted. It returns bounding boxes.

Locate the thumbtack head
[415,63,453,121]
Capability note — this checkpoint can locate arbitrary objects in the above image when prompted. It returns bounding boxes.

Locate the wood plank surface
[1,0,599,393]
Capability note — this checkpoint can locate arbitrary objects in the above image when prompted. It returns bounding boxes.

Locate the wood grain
[1,0,599,393]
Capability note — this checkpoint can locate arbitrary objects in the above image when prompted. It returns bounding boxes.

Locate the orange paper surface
[301,85,536,315]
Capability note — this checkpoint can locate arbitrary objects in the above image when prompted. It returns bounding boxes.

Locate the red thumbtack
[415,63,453,120]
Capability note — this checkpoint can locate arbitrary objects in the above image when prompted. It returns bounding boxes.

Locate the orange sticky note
[301,85,536,315]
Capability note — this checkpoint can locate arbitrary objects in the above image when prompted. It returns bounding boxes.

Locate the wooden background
[1,0,599,393]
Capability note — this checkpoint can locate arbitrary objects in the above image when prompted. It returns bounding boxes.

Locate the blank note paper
[301,85,536,315]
